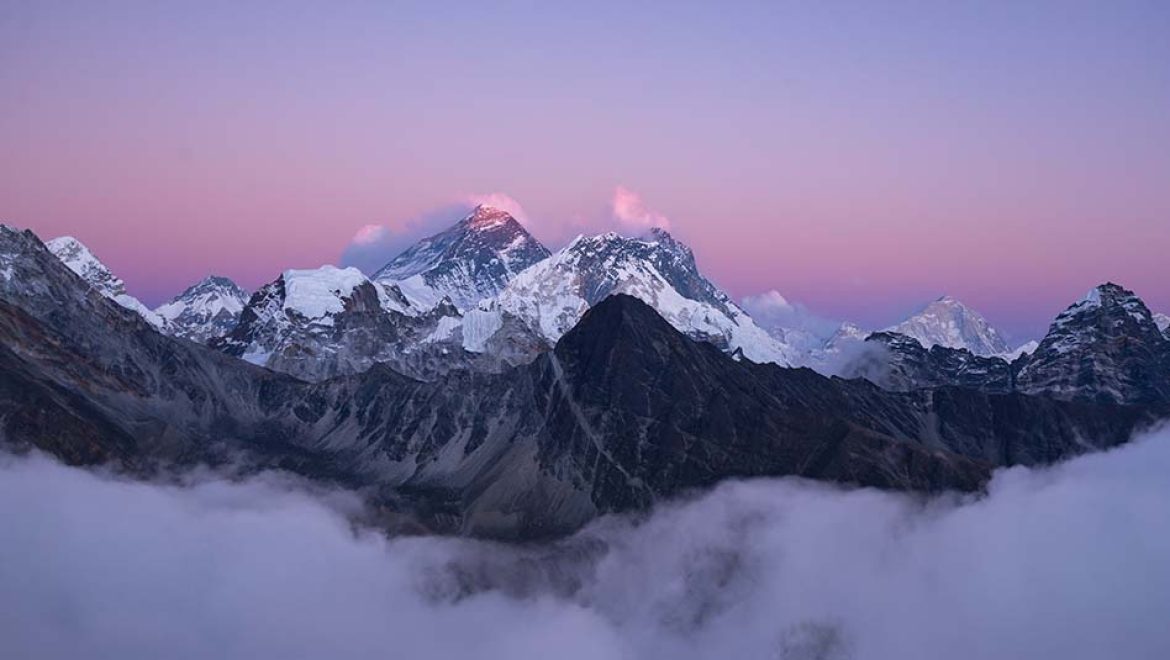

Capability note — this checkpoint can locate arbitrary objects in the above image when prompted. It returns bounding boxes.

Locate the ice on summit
[154,276,250,343]
[373,205,550,312]
[282,266,368,320]
[489,228,800,366]
[886,295,1010,357]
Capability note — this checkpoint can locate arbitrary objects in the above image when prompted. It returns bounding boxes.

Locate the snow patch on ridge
[282,266,367,320]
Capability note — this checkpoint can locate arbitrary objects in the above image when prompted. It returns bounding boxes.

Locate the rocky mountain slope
[2,224,1161,539]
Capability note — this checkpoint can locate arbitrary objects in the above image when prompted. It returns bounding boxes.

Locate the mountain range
[41,206,1061,380]
[3,209,1169,539]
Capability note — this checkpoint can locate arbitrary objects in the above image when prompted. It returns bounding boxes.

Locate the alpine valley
[2,207,1168,539]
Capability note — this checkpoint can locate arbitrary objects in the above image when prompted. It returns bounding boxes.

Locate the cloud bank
[741,289,842,340]
[3,426,1169,660]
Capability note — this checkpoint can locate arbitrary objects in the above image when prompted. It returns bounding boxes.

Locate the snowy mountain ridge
[483,228,799,366]
[45,236,166,328]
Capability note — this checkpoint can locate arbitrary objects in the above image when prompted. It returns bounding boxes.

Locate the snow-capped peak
[1050,283,1153,335]
[372,206,551,312]
[489,229,799,365]
[463,204,515,229]
[154,275,250,343]
[885,295,1010,356]
[46,235,165,328]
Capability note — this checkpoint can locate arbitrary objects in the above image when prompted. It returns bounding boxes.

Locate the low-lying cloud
[3,426,1169,660]
[741,289,842,341]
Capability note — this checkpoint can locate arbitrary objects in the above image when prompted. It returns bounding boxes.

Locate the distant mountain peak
[154,275,249,343]
[885,295,1009,356]
[45,235,165,328]
[373,207,550,311]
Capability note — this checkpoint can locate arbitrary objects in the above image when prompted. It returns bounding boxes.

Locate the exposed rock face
[2,225,1161,540]
[154,276,249,343]
[886,295,1011,356]
[373,205,551,311]
[1016,284,1170,405]
[858,332,1016,393]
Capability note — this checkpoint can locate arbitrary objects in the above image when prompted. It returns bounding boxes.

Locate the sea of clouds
[3,426,1169,660]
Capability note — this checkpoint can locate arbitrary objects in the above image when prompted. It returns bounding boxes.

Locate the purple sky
[2,1,1168,341]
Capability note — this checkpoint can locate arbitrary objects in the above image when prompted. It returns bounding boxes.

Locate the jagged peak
[1073,282,1140,308]
[1057,282,1150,324]
[1048,279,1155,332]
[462,204,520,230]
[565,227,691,255]
[180,274,245,295]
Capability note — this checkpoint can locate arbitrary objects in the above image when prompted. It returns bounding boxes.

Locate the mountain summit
[154,276,249,343]
[491,228,799,365]
[1016,283,1170,405]
[373,205,550,311]
[45,236,165,328]
[886,295,1010,356]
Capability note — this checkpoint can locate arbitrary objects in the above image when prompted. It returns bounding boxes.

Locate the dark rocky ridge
[0,226,1163,539]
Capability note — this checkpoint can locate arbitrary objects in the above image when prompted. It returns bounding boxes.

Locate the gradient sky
[2,1,1168,342]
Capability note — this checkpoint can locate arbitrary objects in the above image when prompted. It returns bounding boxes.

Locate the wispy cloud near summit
[612,186,670,232]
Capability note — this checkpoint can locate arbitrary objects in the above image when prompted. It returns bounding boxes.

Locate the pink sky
[2,2,1167,341]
